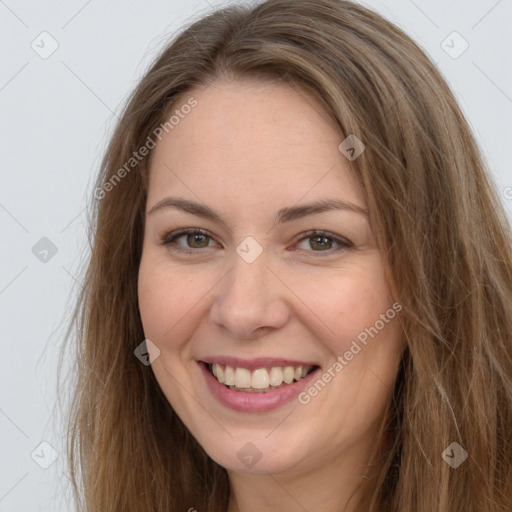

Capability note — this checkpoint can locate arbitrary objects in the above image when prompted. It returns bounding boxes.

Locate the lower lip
[199,362,320,412]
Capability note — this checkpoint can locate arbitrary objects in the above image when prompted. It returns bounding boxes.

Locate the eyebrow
[148,196,368,224]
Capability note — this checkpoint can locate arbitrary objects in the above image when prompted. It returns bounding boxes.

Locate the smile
[199,360,321,412]
[208,363,315,392]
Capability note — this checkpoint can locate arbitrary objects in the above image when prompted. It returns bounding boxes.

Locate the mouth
[203,361,319,393]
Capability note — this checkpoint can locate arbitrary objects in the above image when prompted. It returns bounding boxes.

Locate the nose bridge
[210,246,289,338]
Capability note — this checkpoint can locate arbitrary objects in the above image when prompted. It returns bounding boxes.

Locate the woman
[60,0,512,510]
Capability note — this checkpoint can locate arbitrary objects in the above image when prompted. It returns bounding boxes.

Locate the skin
[137,77,404,512]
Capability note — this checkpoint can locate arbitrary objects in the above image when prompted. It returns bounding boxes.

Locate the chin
[198,430,309,475]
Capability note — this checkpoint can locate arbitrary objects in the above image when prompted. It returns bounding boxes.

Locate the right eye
[160,228,219,253]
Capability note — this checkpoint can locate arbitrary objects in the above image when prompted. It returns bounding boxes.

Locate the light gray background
[1,0,511,510]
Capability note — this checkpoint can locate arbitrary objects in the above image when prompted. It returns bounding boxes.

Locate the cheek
[137,255,222,363]
[294,259,394,351]
[137,259,194,348]
[137,262,197,401]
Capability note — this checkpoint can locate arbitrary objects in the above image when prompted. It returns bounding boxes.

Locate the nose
[209,252,290,340]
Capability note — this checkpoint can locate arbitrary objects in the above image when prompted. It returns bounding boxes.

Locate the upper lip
[199,356,319,370]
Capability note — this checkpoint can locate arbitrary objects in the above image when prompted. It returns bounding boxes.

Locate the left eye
[293,231,353,253]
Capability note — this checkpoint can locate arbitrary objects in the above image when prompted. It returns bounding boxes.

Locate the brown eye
[309,235,334,251]
[294,230,353,254]
[185,233,210,248]
[161,228,216,253]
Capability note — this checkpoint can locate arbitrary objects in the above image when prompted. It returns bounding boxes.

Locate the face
[138,78,404,477]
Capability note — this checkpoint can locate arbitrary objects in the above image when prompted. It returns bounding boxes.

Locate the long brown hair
[59,0,512,510]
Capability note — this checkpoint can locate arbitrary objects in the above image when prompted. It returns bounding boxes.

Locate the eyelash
[160,228,353,256]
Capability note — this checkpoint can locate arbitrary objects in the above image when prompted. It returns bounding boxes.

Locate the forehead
[147,78,365,211]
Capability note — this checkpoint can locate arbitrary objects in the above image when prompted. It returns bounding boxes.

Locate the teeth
[209,363,314,391]
[283,366,295,384]
[251,368,270,389]
[269,367,283,387]
[234,368,251,388]
[214,363,224,383]
[223,365,235,386]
